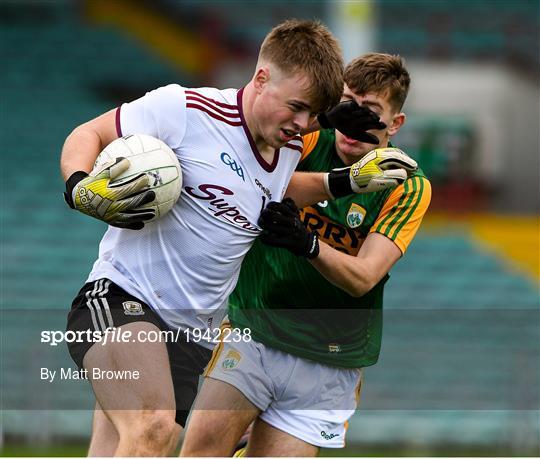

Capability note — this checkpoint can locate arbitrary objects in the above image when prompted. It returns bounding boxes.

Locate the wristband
[324,167,353,200]
[306,232,320,259]
[64,170,89,209]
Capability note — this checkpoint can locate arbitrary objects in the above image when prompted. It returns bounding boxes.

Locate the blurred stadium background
[1,0,538,456]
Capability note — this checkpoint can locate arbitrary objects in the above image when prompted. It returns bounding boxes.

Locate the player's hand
[64,157,156,230]
[325,148,418,198]
[317,100,386,144]
[258,198,319,259]
[349,148,418,192]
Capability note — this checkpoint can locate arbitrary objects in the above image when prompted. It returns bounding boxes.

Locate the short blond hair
[259,19,344,113]
[344,53,410,111]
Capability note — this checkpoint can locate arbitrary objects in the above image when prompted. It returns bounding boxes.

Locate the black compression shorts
[66,278,212,426]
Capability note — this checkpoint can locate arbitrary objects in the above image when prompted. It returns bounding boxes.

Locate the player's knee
[181,422,221,456]
[121,410,178,453]
[142,411,177,445]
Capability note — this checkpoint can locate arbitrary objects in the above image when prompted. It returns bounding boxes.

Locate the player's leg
[249,351,363,456]
[232,422,252,457]
[247,417,319,457]
[87,325,212,456]
[87,401,119,456]
[180,327,275,457]
[180,377,259,457]
[83,320,180,456]
[66,280,180,456]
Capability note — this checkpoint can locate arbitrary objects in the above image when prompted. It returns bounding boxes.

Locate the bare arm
[285,147,419,208]
[60,109,118,180]
[309,232,402,297]
[284,172,330,208]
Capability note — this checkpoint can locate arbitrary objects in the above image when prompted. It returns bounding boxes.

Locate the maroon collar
[237,88,279,173]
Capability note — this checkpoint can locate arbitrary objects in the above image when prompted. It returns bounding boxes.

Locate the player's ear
[387,112,406,136]
[253,67,270,94]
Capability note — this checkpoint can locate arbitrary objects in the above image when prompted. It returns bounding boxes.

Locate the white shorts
[205,333,362,448]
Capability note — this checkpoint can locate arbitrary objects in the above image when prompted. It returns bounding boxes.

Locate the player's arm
[309,174,431,294]
[258,199,400,295]
[284,172,328,208]
[60,108,155,229]
[285,148,418,208]
[310,233,400,297]
[61,85,187,229]
[62,83,184,179]
[259,177,431,295]
[60,109,118,179]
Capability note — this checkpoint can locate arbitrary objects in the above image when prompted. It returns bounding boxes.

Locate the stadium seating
[376,0,539,74]
[1,2,182,437]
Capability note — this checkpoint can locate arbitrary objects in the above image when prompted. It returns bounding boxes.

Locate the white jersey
[87,84,302,348]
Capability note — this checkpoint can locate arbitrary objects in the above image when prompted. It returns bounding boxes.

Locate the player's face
[252,69,317,149]
[335,84,405,166]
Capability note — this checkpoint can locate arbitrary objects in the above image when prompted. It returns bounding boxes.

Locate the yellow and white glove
[64,157,155,230]
[324,148,418,198]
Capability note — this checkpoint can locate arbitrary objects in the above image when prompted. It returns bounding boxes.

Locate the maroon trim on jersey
[236,87,279,173]
[286,135,303,153]
[186,95,241,118]
[115,107,123,137]
[185,90,238,110]
[187,103,242,126]
[285,142,303,153]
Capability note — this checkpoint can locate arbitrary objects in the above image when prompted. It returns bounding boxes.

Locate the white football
[92,134,182,222]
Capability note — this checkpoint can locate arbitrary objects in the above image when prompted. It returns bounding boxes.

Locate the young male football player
[181,53,431,457]
[61,19,417,456]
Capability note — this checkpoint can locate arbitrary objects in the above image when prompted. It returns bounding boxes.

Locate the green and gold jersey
[229,129,431,368]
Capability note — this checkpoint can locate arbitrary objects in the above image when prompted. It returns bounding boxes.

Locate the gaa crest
[346,203,366,228]
[122,301,144,316]
[222,350,242,370]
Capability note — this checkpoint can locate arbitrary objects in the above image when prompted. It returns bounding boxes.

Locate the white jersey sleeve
[117,84,188,149]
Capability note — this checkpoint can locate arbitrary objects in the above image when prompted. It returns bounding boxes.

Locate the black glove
[258,198,319,259]
[317,100,386,144]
